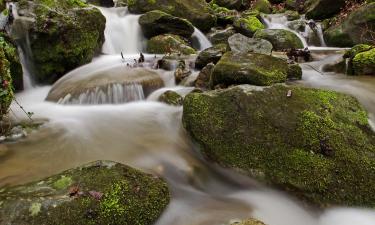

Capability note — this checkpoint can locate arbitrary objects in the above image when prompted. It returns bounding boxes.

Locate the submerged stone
[211,52,288,86]
[183,85,375,207]
[0,160,170,225]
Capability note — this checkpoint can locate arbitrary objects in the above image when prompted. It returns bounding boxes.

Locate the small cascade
[192,27,212,51]
[99,7,144,54]
[57,83,145,105]
[315,24,327,47]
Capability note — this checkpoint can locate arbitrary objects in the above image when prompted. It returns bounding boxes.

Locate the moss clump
[147,34,196,55]
[352,48,375,75]
[158,90,183,106]
[0,161,170,225]
[19,0,105,84]
[183,85,375,207]
[254,29,304,51]
[212,52,288,86]
[287,63,302,80]
[233,16,265,37]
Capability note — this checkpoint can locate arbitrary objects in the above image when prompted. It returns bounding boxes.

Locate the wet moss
[0,161,170,225]
[352,48,375,75]
[183,85,375,207]
[147,34,196,55]
[233,16,265,37]
[158,90,183,106]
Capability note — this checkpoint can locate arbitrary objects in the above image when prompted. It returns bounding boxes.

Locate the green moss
[233,16,265,37]
[343,44,374,59]
[52,176,73,190]
[158,90,183,106]
[183,85,375,207]
[29,203,42,217]
[254,29,304,50]
[147,34,196,55]
[352,48,375,75]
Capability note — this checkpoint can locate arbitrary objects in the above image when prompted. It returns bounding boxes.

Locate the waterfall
[316,24,327,47]
[57,83,145,105]
[192,27,212,51]
[98,7,144,55]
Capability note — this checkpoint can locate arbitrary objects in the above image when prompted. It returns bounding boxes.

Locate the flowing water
[1,7,375,225]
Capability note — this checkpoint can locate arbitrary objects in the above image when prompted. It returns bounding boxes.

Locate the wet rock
[324,3,375,47]
[139,10,194,39]
[211,52,288,86]
[16,0,105,84]
[231,218,267,225]
[228,33,273,55]
[210,4,239,26]
[0,160,170,225]
[285,10,300,21]
[158,90,183,106]
[233,16,265,37]
[195,44,228,69]
[46,67,164,103]
[287,20,306,32]
[85,0,115,7]
[195,62,215,90]
[352,48,375,75]
[305,0,346,20]
[251,0,272,14]
[127,0,216,31]
[287,63,302,80]
[157,54,195,71]
[174,60,192,84]
[147,34,196,55]
[207,26,236,45]
[183,85,375,207]
[254,29,304,51]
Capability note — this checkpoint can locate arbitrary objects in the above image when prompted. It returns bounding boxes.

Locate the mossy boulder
[195,44,228,69]
[183,85,375,207]
[254,29,304,51]
[0,160,170,225]
[139,10,194,39]
[251,0,272,14]
[147,34,196,55]
[305,0,346,20]
[352,48,375,75]
[343,44,374,75]
[127,0,216,31]
[233,16,265,37]
[0,32,23,91]
[324,3,375,47]
[211,52,288,86]
[17,0,106,84]
[210,4,239,26]
[228,33,273,55]
[158,90,183,106]
[287,63,302,80]
[207,26,236,45]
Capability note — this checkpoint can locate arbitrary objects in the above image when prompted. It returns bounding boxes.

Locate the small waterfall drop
[99,7,144,54]
[192,27,212,50]
[58,83,145,105]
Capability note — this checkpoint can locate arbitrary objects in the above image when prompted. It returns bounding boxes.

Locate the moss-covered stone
[147,34,196,55]
[139,10,194,39]
[207,26,236,45]
[0,45,14,120]
[0,160,170,225]
[287,63,302,80]
[17,0,106,84]
[343,44,375,75]
[305,0,346,20]
[183,85,375,207]
[158,90,183,106]
[127,0,216,31]
[233,16,265,37]
[251,0,272,14]
[195,44,228,69]
[324,3,375,47]
[352,48,375,75]
[228,33,273,55]
[254,29,304,51]
[211,52,288,86]
[285,10,300,21]
[209,3,239,26]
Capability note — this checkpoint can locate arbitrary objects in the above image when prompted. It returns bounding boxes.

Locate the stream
[1,6,375,225]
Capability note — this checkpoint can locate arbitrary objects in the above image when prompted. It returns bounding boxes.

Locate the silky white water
[1,6,375,225]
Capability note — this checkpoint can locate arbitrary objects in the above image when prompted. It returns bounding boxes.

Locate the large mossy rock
[228,33,273,55]
[195,44,228,69]
[233,16,265,37]
[139,10,194,39]
[0,32,23,91]
[207,26,236,45]
[211,52,288,86]
[183,85,375,207]
[17,0,106,84]
[324,3,375,47]
[305,0,346,20]
[147,34,196,55]
[352,48,375,75]
[127,0,216,31]
[254,29,304,51]
[0,161,170,225]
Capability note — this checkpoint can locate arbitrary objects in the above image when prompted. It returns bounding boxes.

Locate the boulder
[324,3,375,47]
[195,44,228,69]
[16,0,105,84]
[147,34,196,55]
[195,62,215,90]
[287,63,302,79]
[343,44,374,75]
[305,0,346,20]
[0,161,170,225]
[233,16,265,37]
[352,48,375,75]
[254,29,304,50]
[211,52,288,86]
[251,0,272,14]
[139,10,194,39]
[207,26,236,45]
[46,67,164,103]
[158,90,183,106]
[127,0,216,31]
[228,33,273,55]
[183,85,375,207]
